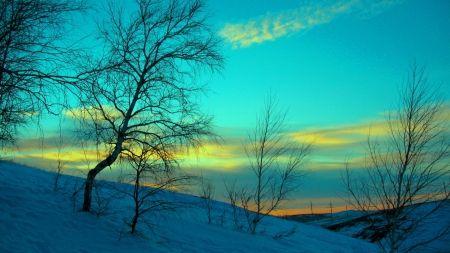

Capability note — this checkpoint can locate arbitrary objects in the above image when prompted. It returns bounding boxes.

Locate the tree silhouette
[74,0,224,212]
[0,0,88,147]
[342,62,450,253]
[245,93,312,234]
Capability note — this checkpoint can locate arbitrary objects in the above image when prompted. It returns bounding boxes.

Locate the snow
[287,201,450,252]
[0,161,379,253]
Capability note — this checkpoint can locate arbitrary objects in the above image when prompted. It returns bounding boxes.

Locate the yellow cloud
[219,0,403,49]
[179,117,391,173]
[281,118,390,170]
[181,138,249,172]
[64,106,124,121]
[289,118,387,146]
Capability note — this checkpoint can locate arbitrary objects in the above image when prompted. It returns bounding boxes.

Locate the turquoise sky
[11,0,450,214]
[195,0,450,213]
[207,0,450,129]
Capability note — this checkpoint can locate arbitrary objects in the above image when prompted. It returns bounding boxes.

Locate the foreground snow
[0,162,378,252]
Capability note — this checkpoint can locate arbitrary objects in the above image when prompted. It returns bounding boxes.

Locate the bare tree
[198,175,215,223]
[52,116,71,191]
[222,178,251,230]
[118,142,195,236]
[273,225,297,240]
[0,0,89,147]
[342,62,450,253]
[73,0,224,212]
[90,178,124,218]
[245,94,313,234]
[239,188,255,232]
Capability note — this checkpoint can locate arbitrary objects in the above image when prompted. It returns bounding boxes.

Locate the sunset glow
[5,0,450,215]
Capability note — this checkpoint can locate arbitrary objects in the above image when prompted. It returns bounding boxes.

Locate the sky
[6,0,450,214]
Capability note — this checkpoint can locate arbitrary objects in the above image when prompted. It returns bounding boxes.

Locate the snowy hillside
[0,161,378,253]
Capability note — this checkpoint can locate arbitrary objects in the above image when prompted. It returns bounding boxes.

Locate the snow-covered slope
[286,201,450,252]
[0,162,378,253]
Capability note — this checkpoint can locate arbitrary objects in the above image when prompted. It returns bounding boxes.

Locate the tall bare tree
[75,0,224,212]
[342,62,450,253]
[0,0,89,147]
[245,94,313,234]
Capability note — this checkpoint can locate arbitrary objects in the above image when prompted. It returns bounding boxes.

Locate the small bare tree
[273,225,297,240]
[342,62,450,253]
[74,0,224,212]
[52,116,72,191]
[222,178,251,230]
[245,93,313,234]
[198,175,216,223]
[117,141,195,236]
[90,178,124,218]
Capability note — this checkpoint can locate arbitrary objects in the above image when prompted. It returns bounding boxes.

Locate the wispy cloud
[285,117,388,170]
[219,0,403,49]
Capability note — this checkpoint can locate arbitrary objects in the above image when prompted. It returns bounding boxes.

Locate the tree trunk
[131,171,140,234]
[251,216,259,234]
[81,145,123,212]
[130,215,138,234]
[82,167,101,212]
[81,127,127,212]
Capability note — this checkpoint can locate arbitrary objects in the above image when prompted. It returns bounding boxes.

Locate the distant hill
[284,201,450,252]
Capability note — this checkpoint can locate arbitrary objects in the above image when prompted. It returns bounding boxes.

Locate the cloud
[185,116,392,173]
[182,136,249,172]
[284,117,389,170]
[219,0,403,49]
[64,106,124,121]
